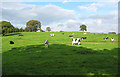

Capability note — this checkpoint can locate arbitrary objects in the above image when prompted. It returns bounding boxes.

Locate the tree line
[0,20,45,36]
[0,21,24,36]
[0,20,88,36]
[0,20,55,36]
[1,20,117,36]
[4,20,117,36]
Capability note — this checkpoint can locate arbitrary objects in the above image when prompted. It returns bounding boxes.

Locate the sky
[0,0,119,33]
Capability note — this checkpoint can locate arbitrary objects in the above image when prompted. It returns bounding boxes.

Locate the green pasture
[2,32,119,75]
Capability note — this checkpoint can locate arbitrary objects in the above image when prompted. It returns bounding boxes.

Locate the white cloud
[79,10,118,33]
[91,3,104,7]
[78,3,104,12]
[96,19,102,26]
[63,0,69,3]
[78,6,97,12]
[110,10,118,15]
[1,0,119,2]
[81,21,86,24]
[81,10,118,25]
[42,19,81,32]
[85,20,118,33]
[1,2,118,33]
[2,3,76,28]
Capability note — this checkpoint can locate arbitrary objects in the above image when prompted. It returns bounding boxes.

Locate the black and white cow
[50,34,55,37]
[72,33,74,35]
[83,32,86,35]
[44,40,49,48]
[104,37,108,40]
[69,35,73,38]
[18,34,23,36]
[111,38,115,41]
[81,37,87,39]
[62,33,64,35]
[72,38,82,45]
[10,41,14,44]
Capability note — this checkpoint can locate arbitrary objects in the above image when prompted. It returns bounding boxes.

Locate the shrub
[108,32,116,34]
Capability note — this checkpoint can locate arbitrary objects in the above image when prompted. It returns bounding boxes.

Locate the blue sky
[1,0,119,33]
[24,2,117,15]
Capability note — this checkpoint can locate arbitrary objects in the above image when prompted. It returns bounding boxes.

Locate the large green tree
[24,27,29,32]
[46,27,51,32]
[19,27,24,32]
[80,24,87,32]
[0,21,15,36]
[26,20,41,32]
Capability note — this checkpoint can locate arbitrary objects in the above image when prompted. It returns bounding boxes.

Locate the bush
[60,31,64,32]
[108,32,116,34]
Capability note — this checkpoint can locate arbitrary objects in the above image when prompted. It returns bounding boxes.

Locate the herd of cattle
[10,33,115,48]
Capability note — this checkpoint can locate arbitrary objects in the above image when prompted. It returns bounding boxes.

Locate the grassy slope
[2,32,119,75]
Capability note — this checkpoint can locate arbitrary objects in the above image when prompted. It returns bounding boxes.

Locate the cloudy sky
[0,0,119,33]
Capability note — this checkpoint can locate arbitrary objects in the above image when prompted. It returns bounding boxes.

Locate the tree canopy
[108,32,116,34]
[0,21,14,36]
[46,27,51,32]
[26,20,42,32]
[80,24,87,32]
[1,21,14,28]
[0,21,24,36]
[26,20,41,28]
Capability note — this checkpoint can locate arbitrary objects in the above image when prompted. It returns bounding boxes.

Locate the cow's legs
[45,44,48,48]
[78,42,80,45]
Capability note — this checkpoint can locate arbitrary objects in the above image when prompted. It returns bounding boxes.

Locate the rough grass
[2,32,119,75]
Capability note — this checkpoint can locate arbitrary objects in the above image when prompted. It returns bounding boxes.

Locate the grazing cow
[18,34,23,36]
[50,34,55,37]
[83,32,86,35]
[72,33,74,35]
[111,38,115,41]
[104,37,108,40]
[82,37,87,39]
[62,33,64,35]
[72,38,82,45]
[44,40,49,48]
[69,35,73,38]
[10,41,14,44]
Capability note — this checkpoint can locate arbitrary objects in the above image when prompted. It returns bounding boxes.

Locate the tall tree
[80,24,87,32]
[25,27,29,32]
[19,27,24,32]
[26,20,41,32]
[26,20,41,28]
[46,27,51,32]
[0,21,15,36]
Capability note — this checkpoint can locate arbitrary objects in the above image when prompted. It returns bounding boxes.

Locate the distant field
[2,32,119,75]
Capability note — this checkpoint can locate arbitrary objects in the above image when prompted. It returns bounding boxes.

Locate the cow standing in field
[69,35,73,38]
[104,37,108,40]
[10,41,14,44]
[18,34,24,36]
[45,40,49,48]
[62,33,64,35]
[111,38,115,41]
[72,38,83,45]
[81,37,87,39]
[94,33,97,35]
[83,32,86,35]
[72,33,74,35]
[50,34,55,37]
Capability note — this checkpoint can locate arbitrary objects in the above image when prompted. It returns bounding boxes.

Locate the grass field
[2,32,119,75]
